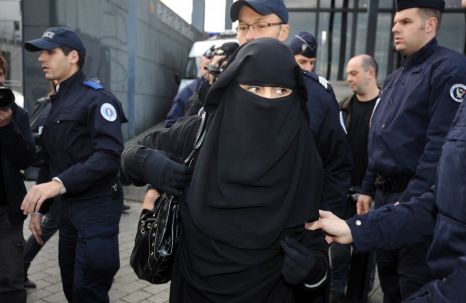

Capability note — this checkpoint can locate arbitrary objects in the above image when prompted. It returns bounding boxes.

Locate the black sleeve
[0,106,35,169]
[121,116,201,185]
[317,97,353,218]
[291,229,329,289]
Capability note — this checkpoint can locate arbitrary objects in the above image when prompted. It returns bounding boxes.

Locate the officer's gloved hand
[281,237,327,285]
[142,149,193,196]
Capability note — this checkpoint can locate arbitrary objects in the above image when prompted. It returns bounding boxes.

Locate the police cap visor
[24,27,86,55]
[230,0,288,23]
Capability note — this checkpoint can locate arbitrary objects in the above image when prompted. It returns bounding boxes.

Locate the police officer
[288,31,318,73]
[21,27,127,303]
[308,93,466,302]
[352,0,466,301]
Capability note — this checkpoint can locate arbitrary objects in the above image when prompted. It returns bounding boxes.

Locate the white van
[178,31,237,93]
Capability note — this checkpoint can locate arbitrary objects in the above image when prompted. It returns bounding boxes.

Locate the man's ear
[69,50,80,64]
[278,24,290,42]
[368,67,376,79]
[425,16,438,36]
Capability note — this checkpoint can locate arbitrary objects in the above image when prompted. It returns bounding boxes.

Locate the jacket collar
[56,70,84,96]
[402,38,438,69]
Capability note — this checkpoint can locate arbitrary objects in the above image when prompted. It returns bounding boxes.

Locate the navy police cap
[24,27,86,56]
[396,0,445,12]
[230,0,288,23]
[289,32,317,58]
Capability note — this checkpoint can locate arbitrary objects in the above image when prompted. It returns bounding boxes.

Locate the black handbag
[130,111,208,284]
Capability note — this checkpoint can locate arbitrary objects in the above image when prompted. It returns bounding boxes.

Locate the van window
[184,57,198,79]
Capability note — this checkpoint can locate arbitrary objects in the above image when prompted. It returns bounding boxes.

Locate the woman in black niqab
[170,38,328,303]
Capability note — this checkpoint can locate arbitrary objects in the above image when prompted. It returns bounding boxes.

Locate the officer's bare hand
[29,213,44,245]
[305,210,353,245]
[356,194,372,215]
[21,180,64,214]
[142,187,160,210]
[0,107,13,127]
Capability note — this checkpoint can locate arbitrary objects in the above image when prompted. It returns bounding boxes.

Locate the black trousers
[374,191,434,303]
[0,207,26,303]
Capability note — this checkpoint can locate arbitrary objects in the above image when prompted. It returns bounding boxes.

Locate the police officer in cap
[308,93,466,302]
[288,31,318,73]
[21,27,127,303]
[350,0,466,301]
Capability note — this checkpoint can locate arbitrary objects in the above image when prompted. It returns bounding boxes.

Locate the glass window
[378,0,394,9]
[285,0,318,9]
[287,12,317,40]
[374,13,393,82]
[315,12,330,76]
[437,13,465,53]
[329,13,343,80]
[445,0,464,8]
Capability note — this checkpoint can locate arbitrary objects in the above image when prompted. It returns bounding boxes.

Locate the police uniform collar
[56,70,84,96]
[402,38,438,68]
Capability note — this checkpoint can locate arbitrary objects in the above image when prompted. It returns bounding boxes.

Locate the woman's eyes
[274,88,291,95]
[245,86,290,94]
[239,84,292,98]
[246,85,260,93]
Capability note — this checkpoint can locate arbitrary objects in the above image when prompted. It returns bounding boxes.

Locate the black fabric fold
[187,38,323,249]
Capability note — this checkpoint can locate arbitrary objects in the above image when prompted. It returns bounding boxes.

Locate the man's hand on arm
[306,210,353,245]
[356,194,372,215]
[21,180,64,214]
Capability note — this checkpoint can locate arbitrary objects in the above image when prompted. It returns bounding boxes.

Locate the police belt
[374,174,412,193]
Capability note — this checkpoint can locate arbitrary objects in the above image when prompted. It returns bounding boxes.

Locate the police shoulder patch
[318,76,329,90]
[83,80,104,90]
[450,84,465,103]
[100,103,118,122]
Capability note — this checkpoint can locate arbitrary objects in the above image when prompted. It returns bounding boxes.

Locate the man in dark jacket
[308,93,466,302]
[0,73,35,301]
[353,0,466,301]
[21,27,127,302]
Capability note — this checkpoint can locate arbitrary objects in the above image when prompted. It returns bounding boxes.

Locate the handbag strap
[183,109,208,167]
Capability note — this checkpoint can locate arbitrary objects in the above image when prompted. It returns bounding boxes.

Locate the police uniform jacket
[361,38,466,202]
[346,97,466,302]
[0,103,35,224]
[40,70,126,200]
[303,72,352,217]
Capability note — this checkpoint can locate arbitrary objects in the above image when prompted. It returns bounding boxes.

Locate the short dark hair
[361,55,378,78]
[417,7,442,33]
[59,45,85,69]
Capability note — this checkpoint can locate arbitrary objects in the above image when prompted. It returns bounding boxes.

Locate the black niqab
[187,38,323,250]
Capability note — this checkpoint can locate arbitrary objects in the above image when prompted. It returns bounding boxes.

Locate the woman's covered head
[205,38,307,110]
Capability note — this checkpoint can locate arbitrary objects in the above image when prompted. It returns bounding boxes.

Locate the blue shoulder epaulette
[83,79,104,90]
